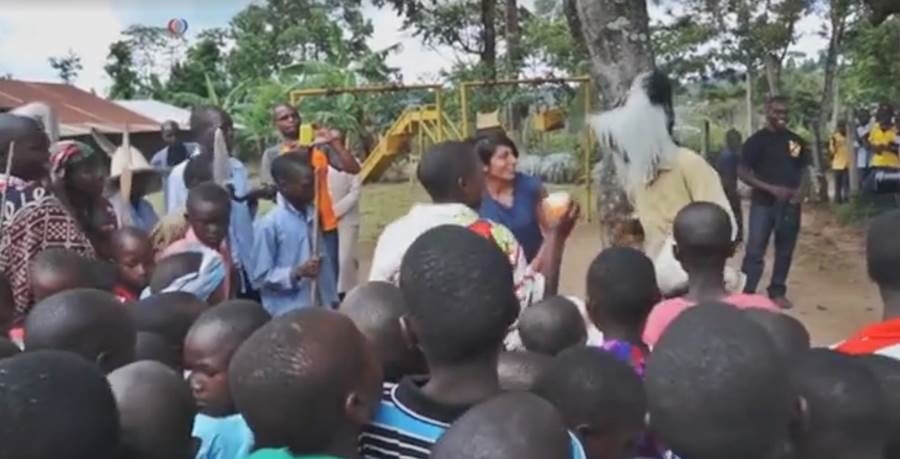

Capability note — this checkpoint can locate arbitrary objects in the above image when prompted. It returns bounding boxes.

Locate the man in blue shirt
[250,153,337,315]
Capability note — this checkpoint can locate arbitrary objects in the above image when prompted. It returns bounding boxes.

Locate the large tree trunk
[817,0,847,201]
[865,0,900,25]
[764,53,782,97]
[481,0,498,80]
[567,0,654,247]
[505,0,524,132]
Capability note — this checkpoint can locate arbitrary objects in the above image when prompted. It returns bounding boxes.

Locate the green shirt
[248,448,344,459]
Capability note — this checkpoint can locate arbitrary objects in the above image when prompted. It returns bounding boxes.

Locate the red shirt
[112,285,138,303]
[836,318,900,359]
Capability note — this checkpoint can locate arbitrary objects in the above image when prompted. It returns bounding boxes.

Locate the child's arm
[248,219,297,291]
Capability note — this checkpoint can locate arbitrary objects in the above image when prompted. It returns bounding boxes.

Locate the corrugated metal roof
[0,79,160,136]
[114,99,191,129]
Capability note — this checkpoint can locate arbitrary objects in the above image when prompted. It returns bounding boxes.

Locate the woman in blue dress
[476,134,547,263]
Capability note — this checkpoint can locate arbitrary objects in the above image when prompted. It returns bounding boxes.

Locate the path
[357,186,876,346]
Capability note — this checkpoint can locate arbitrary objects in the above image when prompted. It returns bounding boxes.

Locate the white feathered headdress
[590,71,679,196]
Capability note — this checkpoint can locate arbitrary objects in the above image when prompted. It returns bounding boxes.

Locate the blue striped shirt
[359,380,587,459]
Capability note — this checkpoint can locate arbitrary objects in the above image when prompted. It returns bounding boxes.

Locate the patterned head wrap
[49,140,96,181]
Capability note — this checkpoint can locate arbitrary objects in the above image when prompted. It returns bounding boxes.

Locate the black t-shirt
[741,128,809,205]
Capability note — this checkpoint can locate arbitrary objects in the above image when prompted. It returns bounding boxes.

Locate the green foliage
[522,0,587,75]
[48,50,82,85]
[166,29,228,101]
[105,41,139,99]
[840,18,900,104]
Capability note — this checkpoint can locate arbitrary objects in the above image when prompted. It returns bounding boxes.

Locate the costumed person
[260,103,361,281]
[590,70,739,296]
[106,132,160,233]
[0,140,113,322]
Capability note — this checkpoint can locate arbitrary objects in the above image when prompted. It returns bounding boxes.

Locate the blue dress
[479,173,544,262]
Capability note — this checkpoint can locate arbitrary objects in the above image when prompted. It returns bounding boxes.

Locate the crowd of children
[3,99,900,459]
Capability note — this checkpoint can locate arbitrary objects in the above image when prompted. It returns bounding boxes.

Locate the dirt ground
[356,184,878,346]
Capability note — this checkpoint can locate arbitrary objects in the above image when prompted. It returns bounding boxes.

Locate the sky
[0,0,829,94]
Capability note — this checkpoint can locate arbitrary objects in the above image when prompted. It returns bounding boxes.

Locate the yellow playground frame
[288,76,595,219]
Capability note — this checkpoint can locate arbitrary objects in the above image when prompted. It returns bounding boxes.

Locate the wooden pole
[310,163,321,307]
[0,142,15,230]
[847,111,860,196]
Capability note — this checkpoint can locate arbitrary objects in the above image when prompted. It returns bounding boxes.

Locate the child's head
[725,128,743,152]
[24,288,136,374]
[185,182,231,249]
[535,347,646,459]
[134,292,209,367]
[229,309,382,455]
[184,299,270,417]
[108,361,198,459]
[518,296,587,356]
[497,350,551,391]
[645,303,796,459]
[743,309,810,360]
[791,350,888,459]
[183,153,213,189]
[867,210,900,298]
[135,331,181,369]
[399,225,518,369]
[0,338,20,359]
[418,141,485,209]
[586,247,659,333]
[856,355,900,459]
[340,281,425,383]
[0,274,13,336]
[30,248,106,303]
[271,152,316,209]
[0,350,119,459]
[151,250,226,304]
[673,202,734,273]
[111,227,155,292]
[430,392,571,459]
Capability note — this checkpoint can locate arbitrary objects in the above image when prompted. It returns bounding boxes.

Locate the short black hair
[161,120,180,132]
[868,210,900,289]
[340,281,423,383]
[0,350,119,459]
[474,133,519,166]
[497,350,552,391]
[792,349,888,459]
[183,153,213,189]
[417,141,480,202]
[856,355,900,459]
[430,392,571,459]
[133,292,208,362]
[518,296,586,356]
[111,226,150,252]
[186,299,270,359]
[0,113,43,157]
[743,309,810,360]
[190,105,230,139]
[107,361,196,459]
[134,331,181,370]
[150,252,203,294]
[24,288,136,374]
[645,303,794,459]
[271,152,313,184]
[30,248,110,292]
[586,247,659,329]
[399,225,518,364]
[271,102,298,120]
[673,201,734,271]
[186,182,231,215]
[767,95,790,107]
[534,346,645,433]
[229,309,372,454]
[0,337,21,359]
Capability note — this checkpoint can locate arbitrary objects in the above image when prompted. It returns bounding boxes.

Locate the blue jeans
[741,202,801,298]
[323,229,339,282]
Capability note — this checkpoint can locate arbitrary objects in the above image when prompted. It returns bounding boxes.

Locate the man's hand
[294,257,321,280]
[245,184,277,201]
[767,185,796,202]
[548,201,581,239]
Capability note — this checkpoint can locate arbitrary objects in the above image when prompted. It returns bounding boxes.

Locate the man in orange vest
[261,103,361,282]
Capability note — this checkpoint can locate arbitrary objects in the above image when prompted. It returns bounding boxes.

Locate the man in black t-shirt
[739,96,809,309]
